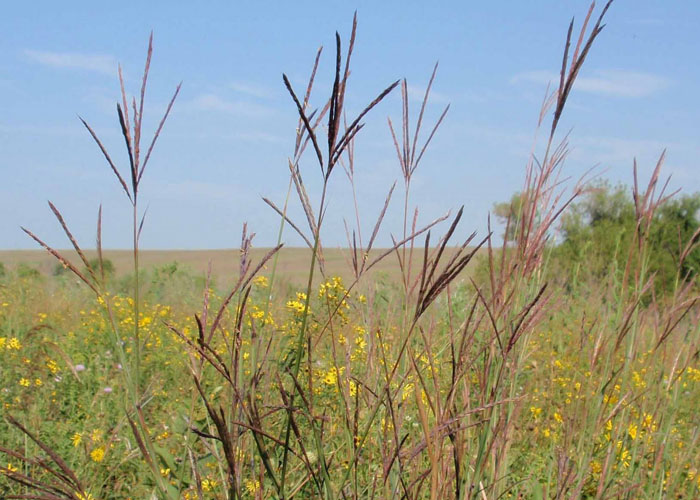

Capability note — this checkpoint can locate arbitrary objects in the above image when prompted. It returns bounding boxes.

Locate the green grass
[2,2,700,498]
[0,247,471,289]
[0,256,698,499]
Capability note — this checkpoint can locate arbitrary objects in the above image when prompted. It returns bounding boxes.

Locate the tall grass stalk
[13,34,182,499]
[5,1,700,499]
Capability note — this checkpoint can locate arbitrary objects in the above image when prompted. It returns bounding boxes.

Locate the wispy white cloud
[189,93,275,116]
[572,135,700,192]
[572,135,672,168]
[406,84,450,104]
[511,69,670,98]
[23,49,116,75]
[461,88,506,104]
[0,123,82,137]
[230,81,272,99]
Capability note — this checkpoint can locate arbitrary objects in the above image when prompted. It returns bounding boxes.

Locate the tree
[87,257,115,278]
[649,194,700,288]
[17,263,41,279]
[556,182,635,280]
[492,191,527,244]
[552,180,700,293]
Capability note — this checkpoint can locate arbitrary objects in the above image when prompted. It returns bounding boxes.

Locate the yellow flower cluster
[253,275,269,288]
[323,366,344,386]
[72,432,82,447]
[319,276,350,323]
[286,292,308,315]
[244,479,261,495]
[685,366,700,382]
[0,337,22,350]
[46,359,60,374]
[201,478,219,492]
[90,447,105,463]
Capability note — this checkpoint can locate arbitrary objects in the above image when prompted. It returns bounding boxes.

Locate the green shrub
[554,182,700,293]
[490,182,700,295]
[16,263,41,279]
[86,257,115,278]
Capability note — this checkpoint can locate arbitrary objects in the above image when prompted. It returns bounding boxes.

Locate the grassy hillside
[0,247,480,288]
[2,3,699,499]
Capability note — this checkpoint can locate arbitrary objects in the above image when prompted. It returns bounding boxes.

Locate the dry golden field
[0,247,478,287]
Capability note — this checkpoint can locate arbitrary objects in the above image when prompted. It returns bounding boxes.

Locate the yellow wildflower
[354,331,367,351]
[628,423,638,440]
[202,478,218,492]
[402,383,414,402]
[90,447,105,463]
[46,359,60,374]
[253,275,269,288]
[286,297,306,315]
[642,413,657,432]
[244,479,260,495]
[323,366,343,386]
[71,433,82,447]
[249,305,265,320]
[618,447,631,468]
[632,370,647,388]
[90,429,103,442]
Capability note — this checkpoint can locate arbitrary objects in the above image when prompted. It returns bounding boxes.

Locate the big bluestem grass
[9,33,183,499]
[3,1,700,499]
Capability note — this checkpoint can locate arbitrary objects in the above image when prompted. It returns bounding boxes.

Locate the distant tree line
[493,182,700,295]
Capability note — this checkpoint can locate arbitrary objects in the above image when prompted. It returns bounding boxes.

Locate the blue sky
[1,1,698,249]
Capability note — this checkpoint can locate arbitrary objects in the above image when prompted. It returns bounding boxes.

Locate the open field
[0,247,478,288]
[2,2,700,499]
[1,236,699,499]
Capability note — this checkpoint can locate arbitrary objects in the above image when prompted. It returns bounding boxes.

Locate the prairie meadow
[1,2,699,499]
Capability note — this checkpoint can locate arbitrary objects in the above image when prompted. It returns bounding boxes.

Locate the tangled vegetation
[2,2,699,499]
